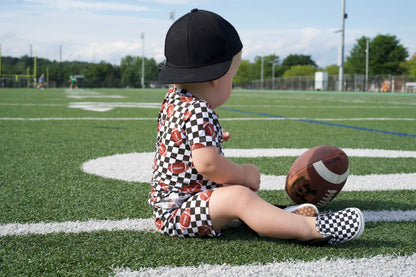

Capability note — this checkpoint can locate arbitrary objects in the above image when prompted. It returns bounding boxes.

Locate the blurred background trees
[1,33,414,88]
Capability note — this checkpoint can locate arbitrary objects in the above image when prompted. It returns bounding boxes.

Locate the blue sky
[1,0,415,67]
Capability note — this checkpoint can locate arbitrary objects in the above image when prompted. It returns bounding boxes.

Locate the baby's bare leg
[209,185,322,241]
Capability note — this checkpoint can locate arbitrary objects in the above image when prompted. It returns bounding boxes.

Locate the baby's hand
[241,164,260,192]
[222,129,230,142]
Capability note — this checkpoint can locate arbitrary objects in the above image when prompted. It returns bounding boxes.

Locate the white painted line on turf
[0,218,156,236]
[0,103,64,106]
[80,149,416,191]
[68,102,161,112]
[65,89,125,99]
[1,210,415,237]
[317,117,416,121]
[363,210,416,222]
[223,148,416,158]
[1,117,415,121]
[113,254,416,277]
[67,95,125,99]
[220,117,416,121]
[0,117,156,121]
[225,104,415,109]
[259,173,416,191]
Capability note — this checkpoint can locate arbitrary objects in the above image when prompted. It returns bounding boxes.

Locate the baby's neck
[174,83,213,103]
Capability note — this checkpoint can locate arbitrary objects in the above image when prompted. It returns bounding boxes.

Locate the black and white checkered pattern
[315,207,365,245]
[149,88,224,237]
[154,190,218,238]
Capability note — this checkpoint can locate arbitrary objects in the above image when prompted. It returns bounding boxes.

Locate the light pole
[365,39,369,91]
[141,33,145,89]
[338,0,346,91]
[261,56,264,89]
[170,10,175,21]
[270,60,279,90]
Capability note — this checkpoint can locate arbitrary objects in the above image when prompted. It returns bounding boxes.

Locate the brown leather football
[285,145,349,207]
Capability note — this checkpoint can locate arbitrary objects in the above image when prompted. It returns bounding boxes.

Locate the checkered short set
[148,88,224,237]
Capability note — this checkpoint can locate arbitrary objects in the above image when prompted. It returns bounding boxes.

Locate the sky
[1,0,415,68]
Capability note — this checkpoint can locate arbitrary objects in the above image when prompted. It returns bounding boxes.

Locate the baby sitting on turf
[148,9,364,245]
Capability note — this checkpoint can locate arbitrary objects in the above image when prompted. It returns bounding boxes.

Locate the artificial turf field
[0,88,415,276]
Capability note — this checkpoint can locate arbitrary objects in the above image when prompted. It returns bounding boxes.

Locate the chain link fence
[236,74,416,92]
[2,74,416,92]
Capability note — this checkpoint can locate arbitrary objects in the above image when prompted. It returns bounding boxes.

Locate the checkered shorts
[153,189,220,238]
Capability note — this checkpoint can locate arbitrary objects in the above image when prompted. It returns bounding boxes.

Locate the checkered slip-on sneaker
[283,204,319,217]
[313,207,365,245]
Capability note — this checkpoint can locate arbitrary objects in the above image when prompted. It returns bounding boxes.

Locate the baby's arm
[192,146,260,191]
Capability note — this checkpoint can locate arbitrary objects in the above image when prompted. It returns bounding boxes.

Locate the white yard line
[0,218,156,236]
[113,254,416,277]
[1,209,415,237]
[0,103,64,106]
[221,117,416,121]
[1,117,415,121]
[0,117,155,121]
[67,102,161,112]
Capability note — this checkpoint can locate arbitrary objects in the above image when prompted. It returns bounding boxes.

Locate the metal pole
[141,33,145,89]
[365,39,369,91]
[272,63,275,90]
[261,56,264,89]
[338,0,346,91]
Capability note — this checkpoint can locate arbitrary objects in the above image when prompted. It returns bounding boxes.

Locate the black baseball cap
[158,9,243,84]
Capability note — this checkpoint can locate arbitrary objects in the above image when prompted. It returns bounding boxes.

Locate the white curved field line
[81,149,416,191]
[114,254,416,277]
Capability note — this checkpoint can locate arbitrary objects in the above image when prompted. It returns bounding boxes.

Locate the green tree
[281,54,317,73]
[234,59,252,85]
[120,55,139,88]
[250,54,281,80]
[324,65,339,75]
[283,65,318,77]
[81,61,120,87]
[46,61,65,85]
[144,57,159,86]
[119,56,159,88]
[346,34,408,75]
[400,57,416,78]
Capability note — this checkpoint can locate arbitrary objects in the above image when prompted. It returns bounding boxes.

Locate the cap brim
[158,59,232,84]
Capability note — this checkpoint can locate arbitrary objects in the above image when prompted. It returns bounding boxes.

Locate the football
[285,145,349,207]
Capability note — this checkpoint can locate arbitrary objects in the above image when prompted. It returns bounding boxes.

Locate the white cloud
[2,0,414,66]
[0,2,170,63]
[25,0,149,12]
[240,27,341,66]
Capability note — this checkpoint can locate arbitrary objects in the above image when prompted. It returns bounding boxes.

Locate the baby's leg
[209,185,322,241]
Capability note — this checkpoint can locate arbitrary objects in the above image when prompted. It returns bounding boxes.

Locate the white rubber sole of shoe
[284,204,319,217]
[349,207,365,241]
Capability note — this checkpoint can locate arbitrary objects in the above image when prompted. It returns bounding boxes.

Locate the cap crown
[159,9,242,84]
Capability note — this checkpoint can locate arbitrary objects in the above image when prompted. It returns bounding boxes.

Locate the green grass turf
[1,88,415,275]
[1,221,414,275]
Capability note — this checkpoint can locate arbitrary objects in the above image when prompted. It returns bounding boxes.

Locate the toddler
[149,9,364,245]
